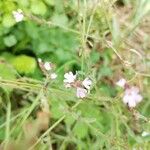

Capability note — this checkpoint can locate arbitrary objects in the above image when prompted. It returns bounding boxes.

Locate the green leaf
[51,14,68,26]
[25,22,39,39]
[0,126,5,140]
[0,52,14,63]
[19,0,29,7]
[90,51,100,64]
[78,101,102,120]
[36,42,50,54]
[51,100,67,119]
[0,63,16,80]
[73,121,88,139]
[44,0,54,6]
[4,35,17,47]
[2,14,15,28]
[99,66,112,77]
[100,83,117,97]
[65,114,75,126]
[12,55,37,74]
[0,62,16,92]
[31,1,47,15]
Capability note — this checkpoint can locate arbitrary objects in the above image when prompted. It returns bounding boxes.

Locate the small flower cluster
[38,58,57,79]
[116,78,143,108]
[64,72,92,98]
[37,58,143,104]
[12,9,24,22]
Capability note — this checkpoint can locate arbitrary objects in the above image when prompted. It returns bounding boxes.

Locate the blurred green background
[0,0,82,79]
[0,0,150,149]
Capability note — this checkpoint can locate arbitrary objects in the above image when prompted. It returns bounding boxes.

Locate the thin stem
[4,92,11,149]
[0,109,28,129]
[29,100,82,150]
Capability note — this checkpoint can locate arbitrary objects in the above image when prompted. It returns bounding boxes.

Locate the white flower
[44,62,52,71]
[64,72,76,83]
[82,78,92,90]
[123,86,143,108]
[12,9,24,22]
[38,58,42,63]
[116,78,126,88]
[76,87,87,98]
[50,73,57,79]
[141,131,150,137]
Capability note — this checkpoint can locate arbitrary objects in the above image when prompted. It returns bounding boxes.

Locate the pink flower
[64,72,76,83]
[123,86,143,108]
[82,78,92,90]
[63,72,92,98]
[76,87,87,98]
[116,78,126,88]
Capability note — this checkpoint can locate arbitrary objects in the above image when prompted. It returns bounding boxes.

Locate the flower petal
[135,94,143,103]
[128,99,136,108]
[44,62,52,71]
[116,78,126,88]
[64,72,76,83]
[50,73,57,79]
[76,87,87,98]
[82,78,92,89]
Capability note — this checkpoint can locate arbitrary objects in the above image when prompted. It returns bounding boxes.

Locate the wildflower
[12,9,24,22]
[50,73,57,79]
[123,86,143,108]
[82,78,92,90]
[116,78,126,88]
[38,58,57,80]
[38,58,42,63]
[64,72,76,83]
[44,62,52,71]
[76,87,87,98]
[63,71,92,98]
[141,131,150,137]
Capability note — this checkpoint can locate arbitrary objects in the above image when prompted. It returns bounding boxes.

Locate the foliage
[0,0,150,149]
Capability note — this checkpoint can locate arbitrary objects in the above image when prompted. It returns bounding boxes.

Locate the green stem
[29,100,82,150]
[4,91,11,149]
